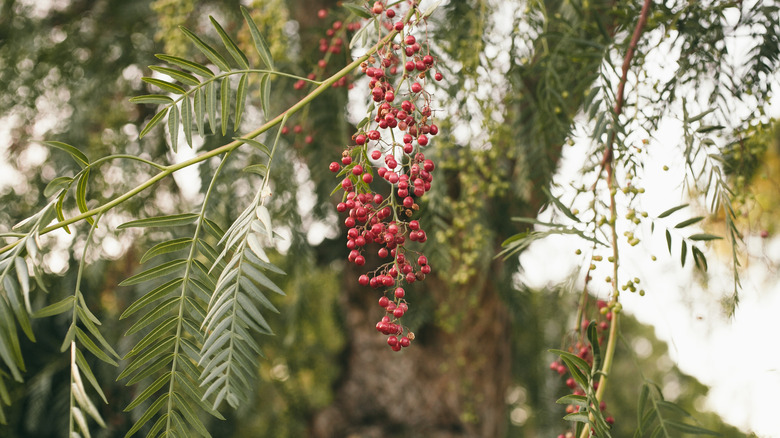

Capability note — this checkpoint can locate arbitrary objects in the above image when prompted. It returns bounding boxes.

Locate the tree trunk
[311,262,512,438]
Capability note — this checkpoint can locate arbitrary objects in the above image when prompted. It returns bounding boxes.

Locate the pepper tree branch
[581,0,652,436]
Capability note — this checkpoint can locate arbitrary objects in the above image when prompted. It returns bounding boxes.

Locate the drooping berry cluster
[329,1,442,351]
[549,300,615,436]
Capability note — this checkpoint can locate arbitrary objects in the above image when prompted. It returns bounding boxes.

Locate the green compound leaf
[33,295,76,318]
[259,73,271,117]
[119,260,187,287]
[688,233,722,241]
[179,26,231,72]
[240,6,274,70]
[194,87,206,138]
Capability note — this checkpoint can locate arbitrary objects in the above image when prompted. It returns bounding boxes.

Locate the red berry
[399,336,410,347]
[362,173,373,183]
[423,55,434,65]
[417,255,427,265]
[352,165,363,175]
[368,130,381,141]
[342,156,352,165]
[317,9,328,19]
[405,61,415,72]
[355,134,367,145]
[386,8,395,18]
[417,135,428,146]
[329,162,340,172]
[434,72,443,81]
[411,82,422,93]
[372,1,384,14]
[394,287,405,298]
[394,21,404,31]
[359,275,370,286]
[387,335,398,346]
[405,35,416,45]
[379,296,390,307]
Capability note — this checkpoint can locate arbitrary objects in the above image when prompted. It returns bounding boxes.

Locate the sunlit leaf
[142,77,186,95]
[148,66,200,86]
[129,94,174,105]
[42,141,89,168]
[118,213,199,229]
[235,74,248,130]
[155,54,215,78]
[139,107,169,139]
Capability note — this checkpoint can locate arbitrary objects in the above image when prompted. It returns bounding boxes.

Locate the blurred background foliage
[0,0,775,436]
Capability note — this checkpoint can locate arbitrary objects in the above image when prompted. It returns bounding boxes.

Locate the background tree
[0,0,777,437]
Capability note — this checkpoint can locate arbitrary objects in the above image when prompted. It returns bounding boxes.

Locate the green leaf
[142,77,186,95]
[178,26,231,72]
[118,213,199,229]
[139,106,169,139]
[75,169,94,226]
[210,16,249,69]
[657,204,688,219]
[688,233,722,241]
[75,348,108,404]
[234,137,270,156]
[556,394,588,406]
[194,87,205,138]
[563,412,590,423]
[42,141,89,168]
[75,327,117,366]
[43,176,73,197]
[124,298,180,337]
[242,263,284,296]
[182,94,193,147]
[675,217,704,229]
[173,393,211,438]
[119,259,187,286]
[242,164,267,177]
[34,295,76,318]
[129,94,174,105]
[168,101,180,152]
[125,372,171,411]
[343,3,372,18]
[240,6,274,70]
[206,81,217,135]
[220,77,230,136]
[685,108,715,123]
[681,240,687,267]
[235,74,248,130]
[259,73,271,118]
[4,277,35,342]
[696,125,724,134]
[665,420,720,435]
[692,246,708,272]
[155,54,215,78]
[140,238,193,264]
[587,321,601,373]
[666,230,672,254]
[55,193,71,234]
[543,186,580,222]
[119,338,176,380]
[123,394,169,437]
[148,66,200,86]
[125,316,177,358]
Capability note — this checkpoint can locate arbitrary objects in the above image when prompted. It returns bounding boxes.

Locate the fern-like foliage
[634,382,719,437]
[131,6,276,151]
[199,197,286,410]
[116,188,226,436]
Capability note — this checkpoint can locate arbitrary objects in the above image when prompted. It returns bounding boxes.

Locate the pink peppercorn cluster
[328,1,443,351]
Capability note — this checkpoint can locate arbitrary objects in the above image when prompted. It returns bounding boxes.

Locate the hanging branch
[581,1,653,437]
